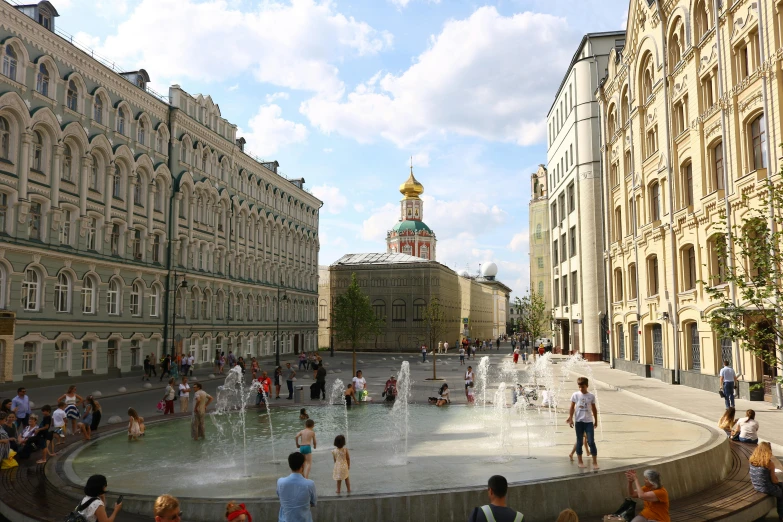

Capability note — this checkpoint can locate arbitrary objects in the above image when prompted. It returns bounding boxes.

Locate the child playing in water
[295,419,317,479]
[300,408,309,420]
[566,377,599,470]
[332,434,351,494]
[466,383,475,404]
[569,432,592,461]
[127,407,144,441]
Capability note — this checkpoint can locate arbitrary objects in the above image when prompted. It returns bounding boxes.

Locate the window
[113,165,122,198]
[59,209,71,245]
[81,341,93,371]
[709,235,728,285]
[569,226,576,257]
[132,229,142,259]
[22,342,37,375]
[614,207,622,241]
[553,279,559,306]
[118,108,126,135]
[750,114,767,170]
[0,116,10,160]
[392,299,406,323]
[694,0,710,40]
[137,120,146,145]
[537,257,544,269]
[562,274,568,304]
[0,193,7,233]
[82,277,95,314]
[553,240,558,263]
[624,150,632,176]
[55,341,69,372]
[551,202,557,226]
[62,144,73,182]
[647,256,659,296]
[319,300,327,321]
[682,162,694,207]
[650,182,660,222]
[560,233,567,262]
[611,163,619,187]
[614,268,623,301]
[36,63,49,96]
[93,96,105,125]
[571,271,578,304]
[712,141,724,191]
[673,99,687,135]
[130,282,141,316]
[628,264,637,299]
[89,155,99,190]
[683,245,697,291]
[641,54,654,100]
[32,131,43,171]
[538,281,544,294]
[131,340,141,367]
[134,180,143,206]
[149,285,160,317]
[413,299,426,322]
[66,80,78,111]
[152,234,161,263]
[701,72,714,109]
[86,217,97,250]
[372,299,386,320]
[110,223,120,255]
[568,183,575,212]
[669,26,682,65]
[22,269,40,311]
[29,202,41,240]
[535,224,542,240]
[689,322,701,371]
[107,279,120,315]
[157,132,165,153]
[559,193,565,222]
[55,272,70,312]
[216,293,225,320]
[2,45,18,81]
[646,126,658,156]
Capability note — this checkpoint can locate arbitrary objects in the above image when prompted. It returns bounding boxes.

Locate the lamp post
[275,278,288,367]
[170,272,188,357]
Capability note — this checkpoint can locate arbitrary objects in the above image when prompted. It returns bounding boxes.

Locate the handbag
[64,497,98,522]
[719,388,725,398]
[613,497,637,521]
[156,399,165,412]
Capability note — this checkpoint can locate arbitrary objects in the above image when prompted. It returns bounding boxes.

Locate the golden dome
[399,167,424,200]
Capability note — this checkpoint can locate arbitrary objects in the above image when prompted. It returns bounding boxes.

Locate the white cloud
[407,152,430,168]
[266,92,290,103]
[353,203,365,212]
[228,84,240,92]
[239,104,308,156]
[94,0,393,96]
[388,0,441,8]
[323,147,333,153]
[72,31,102,51]
[420,195,506,238]
[360,203,398,241]
[508,231,529,252]
[301,7,576,146]
[312,184,348,215]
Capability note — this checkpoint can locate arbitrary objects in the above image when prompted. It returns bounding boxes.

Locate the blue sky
[50,0,629,297]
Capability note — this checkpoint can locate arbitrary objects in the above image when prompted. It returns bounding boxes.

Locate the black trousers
[317,380,326,399]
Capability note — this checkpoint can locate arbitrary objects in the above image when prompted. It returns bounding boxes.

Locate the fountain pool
[64,404,713,499]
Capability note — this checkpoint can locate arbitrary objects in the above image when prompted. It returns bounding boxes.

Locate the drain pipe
[597,74,614,368]
[655,0,681,384]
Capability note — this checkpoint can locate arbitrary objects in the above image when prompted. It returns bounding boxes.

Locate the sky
[49,0,629,298]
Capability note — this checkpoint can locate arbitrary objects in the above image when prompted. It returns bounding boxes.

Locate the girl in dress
[332,434,351,494]
[127,408,144,441]
[58,385,84,436]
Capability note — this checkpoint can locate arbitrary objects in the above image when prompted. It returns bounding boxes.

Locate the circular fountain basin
[58,403,729,522]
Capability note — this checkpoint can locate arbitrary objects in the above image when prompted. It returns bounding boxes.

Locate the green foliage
[424,299,448,351]
[514,290,549,340]
[331,273,384,350]
[705,171,783,385]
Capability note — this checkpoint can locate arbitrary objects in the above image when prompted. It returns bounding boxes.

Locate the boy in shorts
[35,405,54,464]
[52,401,67,448]
[295,419,317,479]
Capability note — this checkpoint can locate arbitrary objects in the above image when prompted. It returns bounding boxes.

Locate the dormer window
[36,64,49,96]
[39,12,51,29]
[136,76,145,89]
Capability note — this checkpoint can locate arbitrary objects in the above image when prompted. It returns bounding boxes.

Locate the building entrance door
[560,320,570,354]
[571,321,580,354]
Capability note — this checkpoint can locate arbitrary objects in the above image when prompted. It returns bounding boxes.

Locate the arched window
[641,54,654,100]
[113,165,122,198]
[750,114,767,170]
[621,86,629,124]
[130,282,142,316]
[22,268,40,311]
[55,272,71,312]
[392,299,406,323]
[62,144,73,182]
[694,0,710,41]
[32,131,43,171]
[93,95,104,125]
[613,268,623,301]
[66,80,78,111]
[36,63,49,96]
[191,287,200,319]
[649,181,661,222]
[0,116,10,160]
[138,120,146,145]
[149,284,160,317]
[2,45,18,80]
[107,279,120,315]
[118,108,126,135]
[607,105,617,135]
[372,299,386,320]
[157,131,165,153]
[82,276,96,314]
[669,23,683,65]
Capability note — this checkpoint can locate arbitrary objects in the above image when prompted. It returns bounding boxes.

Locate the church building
[386,168,436,260]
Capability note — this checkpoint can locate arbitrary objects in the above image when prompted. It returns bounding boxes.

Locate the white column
[126,171,136,225]
[173,193,182,238]
[147,183,155,232]
[18,131,32,200]
[79,156,90,216]
[51,144,63,208]
[103,166,113,223]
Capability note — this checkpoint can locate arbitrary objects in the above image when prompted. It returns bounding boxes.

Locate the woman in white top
[733,409,760,444]
[57,385,84,436]
[352,371,367,402]
[179,376,191,413]
[78,474,121,522]
[464,366,475,399]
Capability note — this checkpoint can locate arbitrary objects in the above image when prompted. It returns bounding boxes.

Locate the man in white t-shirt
[719,360,736,409]
[566,377,599,470]
[352,370,367,401]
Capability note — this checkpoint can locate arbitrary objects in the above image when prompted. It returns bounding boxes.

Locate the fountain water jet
[390,361,412,464]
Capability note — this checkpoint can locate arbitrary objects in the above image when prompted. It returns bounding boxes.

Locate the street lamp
[275,277,288,367]
[170,272,188,357]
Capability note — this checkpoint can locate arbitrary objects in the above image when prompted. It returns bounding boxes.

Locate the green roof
[391,220,432,234]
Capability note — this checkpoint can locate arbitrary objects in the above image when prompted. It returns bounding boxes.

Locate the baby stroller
[512,384,538,406]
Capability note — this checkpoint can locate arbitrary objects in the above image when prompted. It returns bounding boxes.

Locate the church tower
[386,166,436,260]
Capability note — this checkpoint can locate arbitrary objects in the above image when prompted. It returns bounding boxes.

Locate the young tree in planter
[705,171,783,406]
[424,299,449,380]
[517,291,549,344]
[331,273,384,376]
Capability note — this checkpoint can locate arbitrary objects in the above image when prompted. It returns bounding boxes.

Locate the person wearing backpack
[67,474,121,522]
[467,475,523,522]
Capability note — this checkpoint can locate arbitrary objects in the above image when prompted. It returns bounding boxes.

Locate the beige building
[317,254,511,351]
[598,0,779,399]
[528,165,553,316]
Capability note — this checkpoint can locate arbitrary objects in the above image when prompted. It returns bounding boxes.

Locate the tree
[516,290,549,342]
[331,273,384,376]
[705,170,783,405]
[423,299,449,380]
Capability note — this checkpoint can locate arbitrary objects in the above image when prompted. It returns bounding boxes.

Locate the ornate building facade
[386,168,436,260]
[598,0,779,399]
[0,1,321,382]
[528,165,553,324]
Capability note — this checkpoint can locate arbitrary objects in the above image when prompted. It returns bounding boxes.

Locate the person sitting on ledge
[749,441,783,522]
[625,469,670,522]
[718,407,736,434]
[467,475,524,522]
[732,409,759,444]
[436,384,450,407]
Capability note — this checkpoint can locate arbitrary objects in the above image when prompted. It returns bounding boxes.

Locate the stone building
[317,254,511,351]
[386,168,436,260]
[547,33,622,360]
[597,0,780,399]
[0,1,321,383]
[528,164,553,319]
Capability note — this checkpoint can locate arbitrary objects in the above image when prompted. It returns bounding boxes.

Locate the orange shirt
[640,486,670,522]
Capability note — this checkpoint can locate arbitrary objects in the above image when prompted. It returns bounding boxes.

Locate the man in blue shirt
[277,452,317,522]
[11,387,30,429]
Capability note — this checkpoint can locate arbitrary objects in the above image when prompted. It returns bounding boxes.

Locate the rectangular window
[131,340,141,367]
[568,183,575,212]
[560,233,567,262]
[611,163,619,187]
[392,301,406,323]
[29,202,41,240]
[553,279,559,306]
[152,234,160,263]
[0,193,6,233]
[537,257,544,269]
[413,301,425,322]
[81,341,93,371]
[562,274,568,305]
[624,150,632,177]
[558,194,566,222]
[553,240,558,264]
[701,73,714,108]
[22,342,37,375]
[570,226,576,257]
[133,229,142,259]
[714,143,724,191]
[54,341,69,372]
[646,126,658,156]
[551,202,557,226]
[59,209,71,245]
[648,256,659,296]
[650,183,660,222]
[571,271,578,304]
[86,217,97,251]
